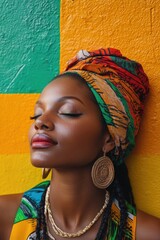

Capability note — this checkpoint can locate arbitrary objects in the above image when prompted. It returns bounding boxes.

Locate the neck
[49,166,106,231]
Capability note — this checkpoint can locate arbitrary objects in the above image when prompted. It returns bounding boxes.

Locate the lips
[31,134,57,149]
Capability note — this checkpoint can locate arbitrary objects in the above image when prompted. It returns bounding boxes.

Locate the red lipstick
[31,134,57,149]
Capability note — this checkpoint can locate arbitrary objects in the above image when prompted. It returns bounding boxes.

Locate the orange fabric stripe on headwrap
[64,48,149,165]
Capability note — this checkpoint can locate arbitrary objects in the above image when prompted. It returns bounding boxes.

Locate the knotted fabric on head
[64,48,149,165]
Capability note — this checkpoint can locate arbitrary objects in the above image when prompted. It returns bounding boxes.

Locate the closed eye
[59,113,82,117]
[30,114,41,120]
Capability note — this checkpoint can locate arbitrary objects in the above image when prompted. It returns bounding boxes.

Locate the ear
[102,133,115,153]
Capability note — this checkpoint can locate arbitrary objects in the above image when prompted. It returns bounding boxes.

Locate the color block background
[0,0,160,218]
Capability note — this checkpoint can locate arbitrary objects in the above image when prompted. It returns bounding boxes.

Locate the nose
[34,114,54,131]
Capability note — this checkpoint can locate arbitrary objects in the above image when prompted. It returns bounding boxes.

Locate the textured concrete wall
[0,0,160,218]
[0,0,60,191]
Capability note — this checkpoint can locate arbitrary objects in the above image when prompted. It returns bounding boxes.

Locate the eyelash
[30,113,82,120]
[30,114,41,120]
[59,113,82,118]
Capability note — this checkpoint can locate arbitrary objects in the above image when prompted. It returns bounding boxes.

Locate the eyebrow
[36,96,85,105]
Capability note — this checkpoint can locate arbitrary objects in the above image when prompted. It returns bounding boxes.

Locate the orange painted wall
[60,0,160,218]
[1,0,160,218]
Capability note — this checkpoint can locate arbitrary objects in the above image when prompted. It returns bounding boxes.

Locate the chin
[30,151,52,168]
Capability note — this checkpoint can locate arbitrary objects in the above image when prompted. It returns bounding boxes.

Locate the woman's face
[29,75,107,169]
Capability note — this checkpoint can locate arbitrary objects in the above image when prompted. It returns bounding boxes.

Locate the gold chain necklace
[44,186,109,238]
[47,230,56,240]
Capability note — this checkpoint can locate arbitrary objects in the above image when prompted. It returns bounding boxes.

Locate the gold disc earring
[42,168,51,179]
[91,153,115,189]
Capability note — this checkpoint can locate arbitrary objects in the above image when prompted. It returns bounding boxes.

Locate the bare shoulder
[0,193,23,240]
[136,209,160,240]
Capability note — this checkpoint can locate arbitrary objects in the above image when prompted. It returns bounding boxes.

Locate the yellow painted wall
[1,0,160,218]
[0,94,45,193]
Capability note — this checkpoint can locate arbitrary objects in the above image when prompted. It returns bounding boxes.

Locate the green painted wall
[1,0,60,93]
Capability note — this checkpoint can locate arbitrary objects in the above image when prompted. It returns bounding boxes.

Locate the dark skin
[0,76,160,240]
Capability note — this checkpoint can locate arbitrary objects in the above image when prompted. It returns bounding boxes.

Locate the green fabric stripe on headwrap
[85,82,114,125]
[105,78,135,161]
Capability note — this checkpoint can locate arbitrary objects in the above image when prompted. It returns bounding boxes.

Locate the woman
[0,48,160,240]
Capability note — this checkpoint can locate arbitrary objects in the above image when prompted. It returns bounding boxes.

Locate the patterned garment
[64,48,149,165]
[10,181,136,239]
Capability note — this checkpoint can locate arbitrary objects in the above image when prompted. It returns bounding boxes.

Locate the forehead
[40,75,93,102]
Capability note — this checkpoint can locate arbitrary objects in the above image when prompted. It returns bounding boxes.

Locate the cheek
[57,120,103,155]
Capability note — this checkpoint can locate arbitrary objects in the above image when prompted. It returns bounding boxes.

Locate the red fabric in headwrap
[64,48,149,163]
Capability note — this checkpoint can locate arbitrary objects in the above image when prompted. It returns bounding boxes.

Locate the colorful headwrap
[64,48,149,165]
